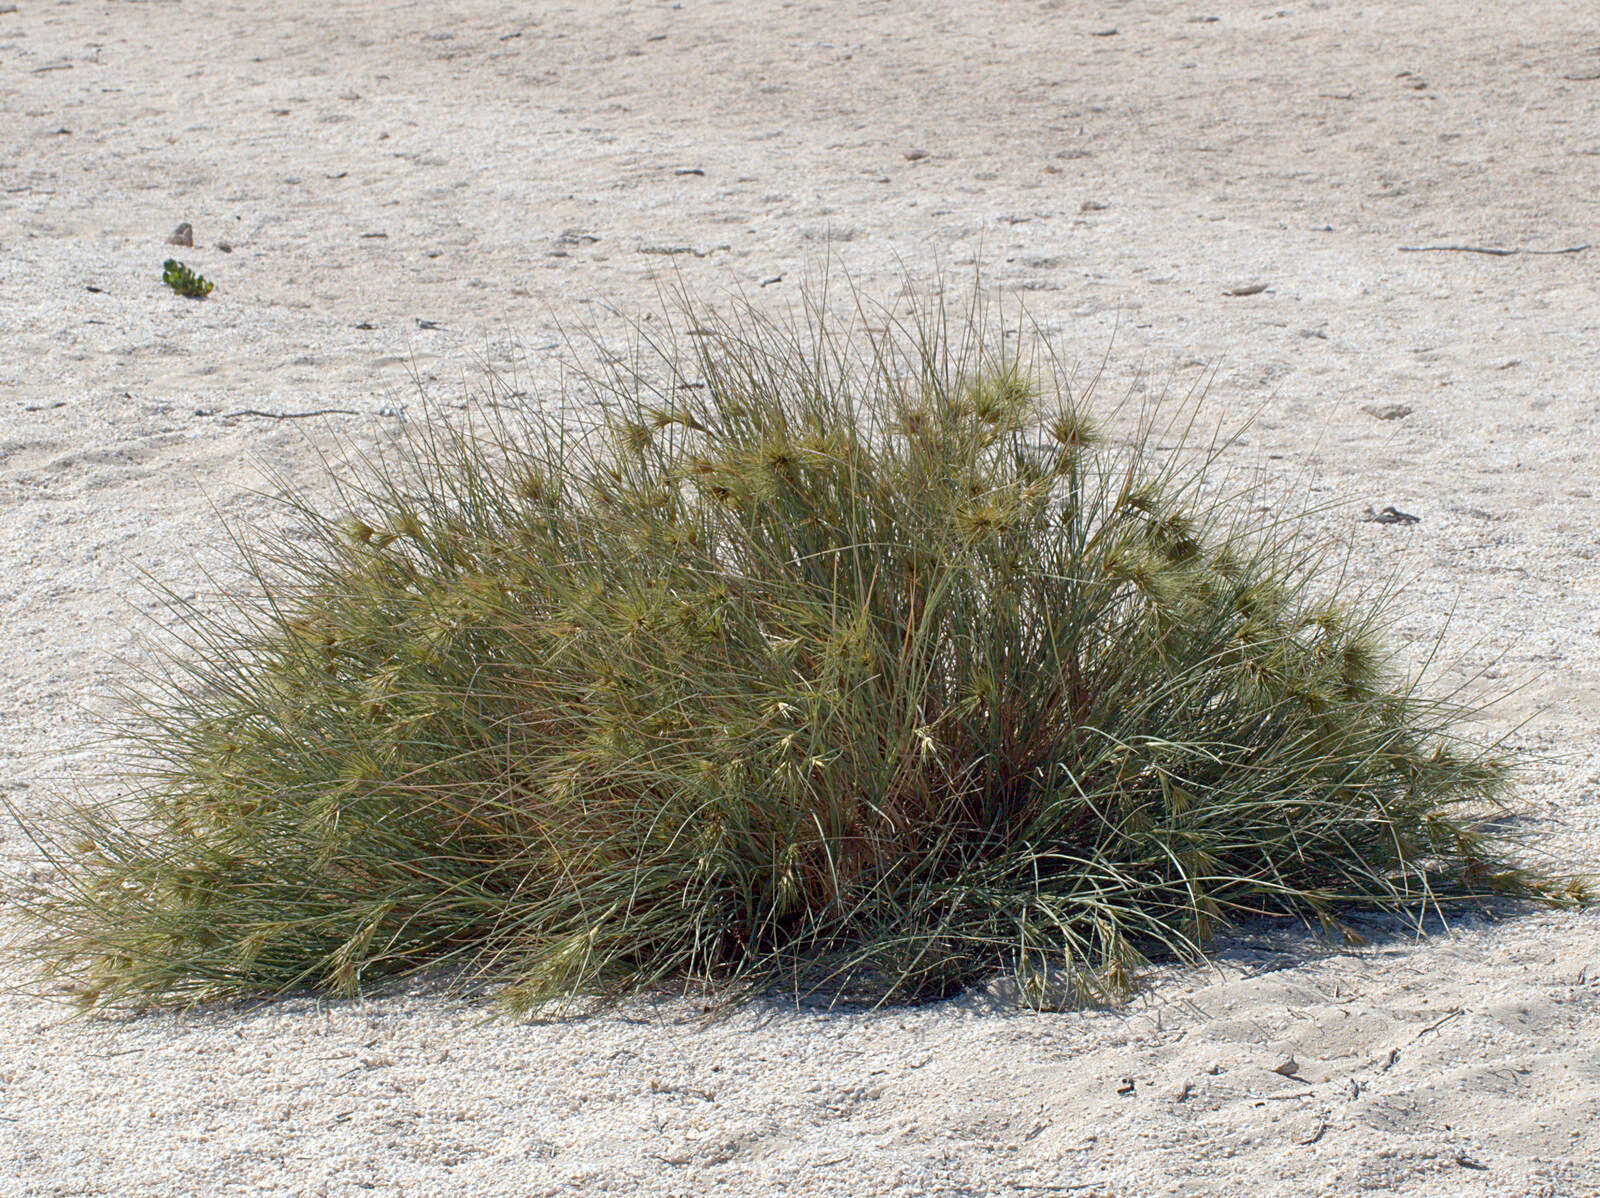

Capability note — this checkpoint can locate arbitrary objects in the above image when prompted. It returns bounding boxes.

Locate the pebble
[1362,505,1420,525]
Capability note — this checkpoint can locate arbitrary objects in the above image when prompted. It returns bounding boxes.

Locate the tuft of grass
[9,281,1582,1015]
[162,259,213,299]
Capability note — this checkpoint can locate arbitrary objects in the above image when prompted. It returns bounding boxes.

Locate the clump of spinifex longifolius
[12,282,1577,1014]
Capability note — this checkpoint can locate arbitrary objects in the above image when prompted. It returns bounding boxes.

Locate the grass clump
[162,258,213,299]
[12,282,1576,1015]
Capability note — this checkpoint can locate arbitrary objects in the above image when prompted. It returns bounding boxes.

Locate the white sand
[3,1,1599,1194]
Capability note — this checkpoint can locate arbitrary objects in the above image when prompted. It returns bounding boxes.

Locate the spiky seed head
[775,861,801,915]
[393,509,425,541]
[658,523,701,554]
[1147,512,1200,564]
[1161,776,1194,817]
[897,407,931,437]
[1122,484,1163,516]
[972,387,1018,426]
[964,365,1035,427]
[954,498,1016,543]
[701,464,757,506]
[615,419,652,454]
[650,405,707,432]
[1047,407,1099,450]
[517,471,547,502]
[1339,634,1384,696]
[800,427,860,476]
[758,438,797,475]
[677,455,719,483]
[1105,546,1188,610]
[1231,580,1282,621]
[1301,602,1345,637]
[1209,545,1244,579]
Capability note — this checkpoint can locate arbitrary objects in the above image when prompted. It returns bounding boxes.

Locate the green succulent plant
[162,258,213,299]
[9,280,1580,1016]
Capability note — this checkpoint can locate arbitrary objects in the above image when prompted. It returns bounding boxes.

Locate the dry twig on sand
[1398,244,1589,257]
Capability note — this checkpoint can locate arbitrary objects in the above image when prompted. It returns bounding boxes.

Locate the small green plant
[10,280,1579,1015]
[162,258,213,299]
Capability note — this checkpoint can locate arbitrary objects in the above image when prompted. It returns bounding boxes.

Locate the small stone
[166,222,194,247]
[1271,1054,1300,1077]
[1362,505,1420,526]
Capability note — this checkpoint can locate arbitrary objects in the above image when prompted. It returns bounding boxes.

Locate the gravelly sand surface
[2,2,1599,1194]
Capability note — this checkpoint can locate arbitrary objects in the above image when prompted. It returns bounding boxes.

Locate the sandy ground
[3,0,1600,1194]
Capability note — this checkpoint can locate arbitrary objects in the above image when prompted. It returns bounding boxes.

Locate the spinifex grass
[11,284,1575,1015]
